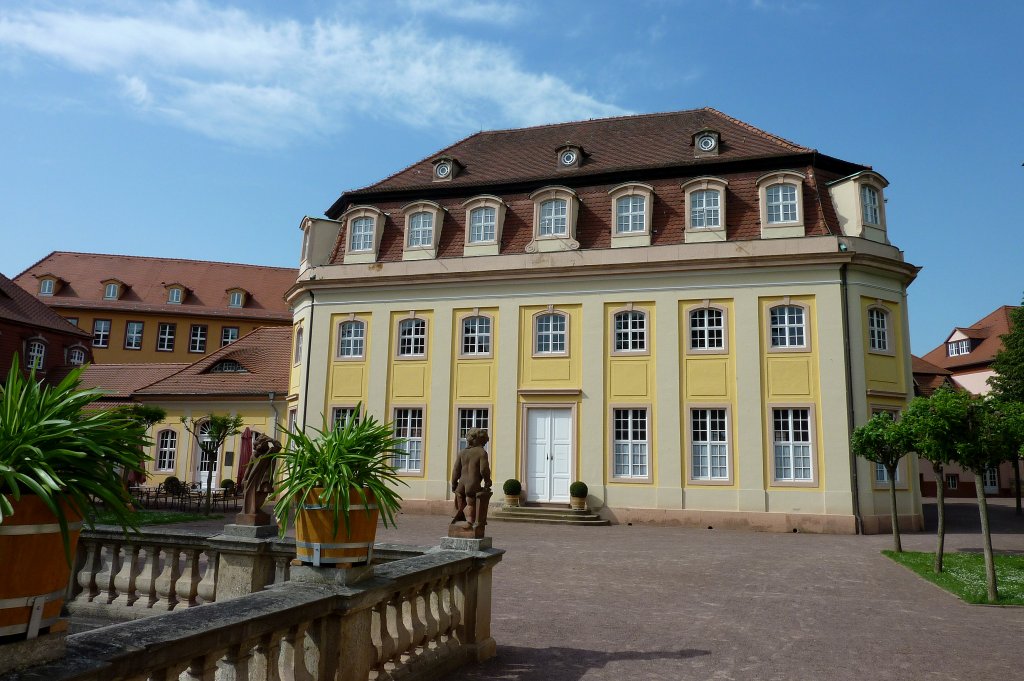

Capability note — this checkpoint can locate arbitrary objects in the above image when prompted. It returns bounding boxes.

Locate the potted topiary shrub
[569,481,588,510]
[269,408,407,568]
[0,358,149,640]
[502,478,522,507]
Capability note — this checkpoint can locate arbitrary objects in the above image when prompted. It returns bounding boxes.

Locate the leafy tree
[180,414,244,515]
[851,412,914,552]
[988,300,1024,514]
[956,396,1017,603]
[902,386,967,573]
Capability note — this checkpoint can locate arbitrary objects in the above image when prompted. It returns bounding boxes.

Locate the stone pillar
[209,525,279,602]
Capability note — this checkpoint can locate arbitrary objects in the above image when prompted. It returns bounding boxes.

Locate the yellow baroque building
[287,108,921,533]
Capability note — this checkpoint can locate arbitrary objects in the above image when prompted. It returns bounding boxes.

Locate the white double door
[526,408,572,503]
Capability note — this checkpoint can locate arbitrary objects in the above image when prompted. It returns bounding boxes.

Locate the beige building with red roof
[289,108,921,533]
[14,252,296,364]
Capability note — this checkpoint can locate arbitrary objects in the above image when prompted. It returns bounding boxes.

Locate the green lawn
[884,550,1024,605]
[89,509,217,526]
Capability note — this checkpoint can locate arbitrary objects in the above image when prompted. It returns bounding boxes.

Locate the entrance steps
[490,505,610,526]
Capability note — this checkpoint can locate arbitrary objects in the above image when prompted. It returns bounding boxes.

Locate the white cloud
[401,0,525,25]
[0,1,623,148]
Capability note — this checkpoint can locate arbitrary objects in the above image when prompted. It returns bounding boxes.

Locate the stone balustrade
[13,546,502,681]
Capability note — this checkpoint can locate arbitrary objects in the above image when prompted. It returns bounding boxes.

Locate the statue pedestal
[235,511,273,526]
[440,536,493,551]
[209,525,278,601]
[448,489,492,539]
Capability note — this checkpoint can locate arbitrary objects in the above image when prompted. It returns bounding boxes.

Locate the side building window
[613,310,646,353]
[92,319,111,348]
[189,325,208,353]
[125,321,144,350]
[293,326,304,364]
[68,347,86,365]
[769,305,807,349]
[397,318,427,357]
[156,430,177,471]
[26,340,46,370]
[393,408,424,473]
[691,409,729,481]
[772,408,813,482]
[612,408,649,479]
[689,307,725,351]
[221,327,239,346]
[338,320,366,358]
[867,307,890,352]
[157,323,176,352]
[457,408,490,451]
[461,315,492,356]
[534,312,568,355]
[331,406,361,429]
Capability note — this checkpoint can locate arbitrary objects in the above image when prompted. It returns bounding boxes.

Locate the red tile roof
[72,363,190,399]
[341,108,818,199]
[134,326,290,397]
[14,252,297,322]
[921,306,1019,371]
[0,272,90,337]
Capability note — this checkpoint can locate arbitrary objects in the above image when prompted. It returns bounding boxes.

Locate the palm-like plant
[0,358,150,561]
[270,408,407,538]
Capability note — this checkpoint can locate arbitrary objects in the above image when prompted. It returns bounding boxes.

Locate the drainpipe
[300,289,315,431]
[840,261,864,534]
[268,391,280,437]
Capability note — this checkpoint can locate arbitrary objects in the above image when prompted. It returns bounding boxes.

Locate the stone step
[490,514,611,526]
[491,506,610,526]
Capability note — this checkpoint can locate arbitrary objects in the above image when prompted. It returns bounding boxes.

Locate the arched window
[766,184,798,223]
[690,189,721,229]
[861,185,880,225]
[338,320,366,358]
[535,312,567,354]
[689,308,725,350]
[867,307,889,352]
[613,310,646,352]
[769,305,806,348]
[615,195,646,233]
[293,326,304,364]
[469,207,497,243]
[461,315,492,355]
[398,318,427,357]
[68,346,86,365]
[350,216,375,251]
[156,430,177,470]
[539,199,568,236]
[407,212,433,247]
[26,340,46,369]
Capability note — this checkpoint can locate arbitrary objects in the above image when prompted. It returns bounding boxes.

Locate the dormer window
[862,185,880,224]
[167,287,183,304]
[432,156,461,182]
[682,177,729,243]
[527,186,579,253]
[692,129,720,157]
[756,171,806,239]
[35,274,63,296]
[209,359,246,373]
[825,170,889,243]
[227,289,247,308]
[608,183,654,248]
[401,200,445,260]
[556,143,583,170]
[102,282,121,300]
[948,339,971,357]
[39,278,54,296]
[462,195,507,257]
[341,206,385,264]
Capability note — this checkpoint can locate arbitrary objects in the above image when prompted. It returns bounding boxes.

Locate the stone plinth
[440,536,493,551]
[287,564,375,586]
[208,526,279,601]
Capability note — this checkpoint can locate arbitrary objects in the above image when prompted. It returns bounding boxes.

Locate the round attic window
[560,150,578,166]
[435,162,452,178]
[697,134,717,152]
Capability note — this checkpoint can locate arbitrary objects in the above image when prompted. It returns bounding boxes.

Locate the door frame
[519,401,578,503]
[983,467,999,495]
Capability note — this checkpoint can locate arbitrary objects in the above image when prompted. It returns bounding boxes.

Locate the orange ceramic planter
[0,495,82,639]
[294,488,379,567]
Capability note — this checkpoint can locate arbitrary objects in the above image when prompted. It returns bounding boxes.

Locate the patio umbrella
[237,427,253,486]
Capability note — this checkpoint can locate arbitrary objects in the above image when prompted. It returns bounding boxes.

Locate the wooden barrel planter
[0,495,82,640]
[294,488,379,567]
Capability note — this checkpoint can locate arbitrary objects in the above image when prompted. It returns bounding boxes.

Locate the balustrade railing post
[94,540,123,604]
[338,607,374,681]
[197,549,218,603]
[111,542,140,609]
[71,537,100,605]
[177,548,202,607]
[153,547,181,611]
[133,543,160,609]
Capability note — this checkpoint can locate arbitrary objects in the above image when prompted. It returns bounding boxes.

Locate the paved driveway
[372,499,1024,681]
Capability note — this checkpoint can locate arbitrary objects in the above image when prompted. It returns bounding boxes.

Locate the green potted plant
[569,481,588,510]
[269,408,407,567]
[0,358,149,639]
[502,478,522,507]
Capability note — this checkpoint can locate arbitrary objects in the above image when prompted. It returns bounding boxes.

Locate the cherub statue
[451,428,493,529]
[238,431,281,524]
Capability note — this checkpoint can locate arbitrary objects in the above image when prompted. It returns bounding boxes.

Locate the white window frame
[945,474,958,490]
[397,317,427,358]
[533,311,568,356]
[156,430,177,471]
[39,278,54,296]
[67,346,86,366]
[189,324,208,353]
[528,186,579,252]
[861,185,881,225]
[607,183,654,248]
[768,303,809,351]
[337,319,367,359]
[460,314,492,357]
[167,287,183,304]
[469,206,497,243]
[688,305,728,354]
[331,405,361,430]
[26,339,46,370]
[401,200,445,260]
[456,407,490,453]
[124,321,144,350]
[682,177,729,243]
[756,171,805,238]
[461,195,506,256]
[611,308,647,354]
[690,407,731,483]
[341,205,385,264]
[157,323,176,352]
[611,407,650,481]
[393,407,424,474]
[407,211,433,247]
[228,290,244,308]
[221,326,239,346]
[947,339,971,357]
[103,282,120,300]
[293,326,304,364]
[92,319,111,348]
[615,195,645,234]
[771,406,816,485]
[867,306,892,354]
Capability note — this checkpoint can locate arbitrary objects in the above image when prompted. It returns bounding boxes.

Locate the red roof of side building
[0,272,90,337]
[13,252,297,322]
[921,306,1018,371]
[66,363,191,402]
[134,326,290,398]
[911,354,954,397]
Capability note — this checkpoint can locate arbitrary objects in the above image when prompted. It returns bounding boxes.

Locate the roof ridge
[702,107,812,153]
[35,251,297,272]
[468,107,705,137]
[12,250,57,279]
[349,129,487,194]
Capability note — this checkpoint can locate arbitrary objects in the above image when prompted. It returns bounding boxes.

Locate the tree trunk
[1014,455,1022,516]
[204,444,215,516]
[974,470,999,603]
[887,465,902,552]
[932,462,945,573]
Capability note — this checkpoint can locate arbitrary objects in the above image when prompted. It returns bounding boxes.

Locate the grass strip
[883,550,1024,605]
[90,509,217,526]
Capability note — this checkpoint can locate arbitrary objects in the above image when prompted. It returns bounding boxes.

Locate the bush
[164,476,182,494]
[502,478,522,496]
[220,478,235,489]
[569,481,588,498]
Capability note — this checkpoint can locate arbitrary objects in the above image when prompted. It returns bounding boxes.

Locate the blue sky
[1,0,1021,354]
